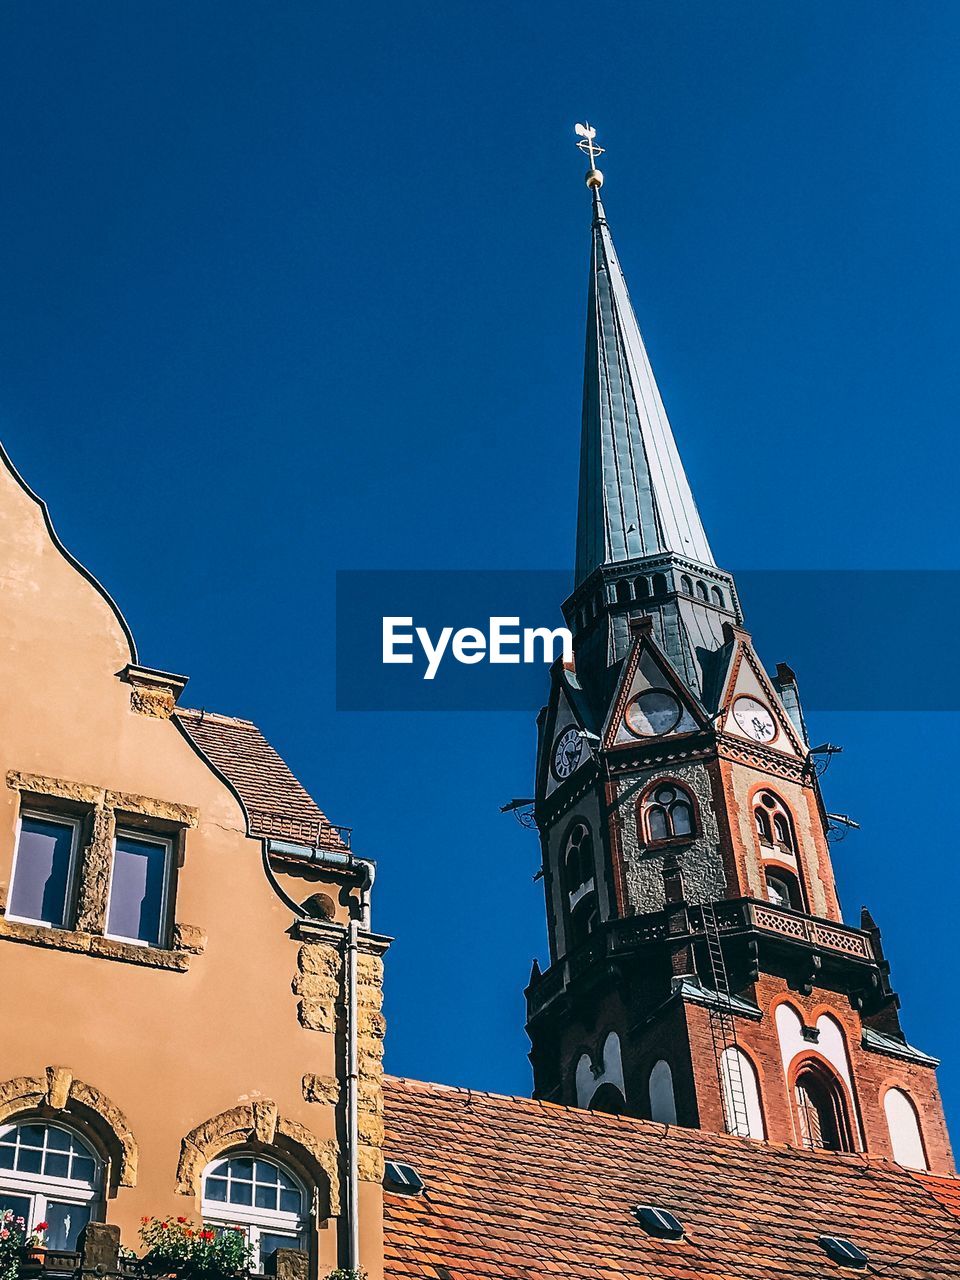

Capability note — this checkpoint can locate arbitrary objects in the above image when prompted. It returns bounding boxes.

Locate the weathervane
[575,122,605,190]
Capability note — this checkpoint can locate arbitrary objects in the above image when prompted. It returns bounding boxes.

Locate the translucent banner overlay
[335,570,960,712]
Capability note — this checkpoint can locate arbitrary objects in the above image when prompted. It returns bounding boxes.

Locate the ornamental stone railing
[526,897,875,1018]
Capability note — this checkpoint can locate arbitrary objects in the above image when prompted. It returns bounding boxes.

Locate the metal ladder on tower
[699,901,751,1138]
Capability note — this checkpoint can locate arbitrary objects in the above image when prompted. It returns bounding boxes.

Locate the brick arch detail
[0,1067,139,1187]
[176,1100,340,1216]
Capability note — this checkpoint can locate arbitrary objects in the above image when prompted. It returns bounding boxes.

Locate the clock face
[552,727,584,780]
[732,695,778,744]
[625,688,682,738]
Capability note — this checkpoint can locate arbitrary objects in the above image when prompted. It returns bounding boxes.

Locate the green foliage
[138,1217,255,1280]
[324,1271,367,1280]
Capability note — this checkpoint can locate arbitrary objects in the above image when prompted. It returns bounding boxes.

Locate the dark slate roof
[575,189,714,586]
[383,1075,960,1279]
[176,708,347,851]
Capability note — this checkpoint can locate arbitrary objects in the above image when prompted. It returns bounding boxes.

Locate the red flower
[34,1223,48,1232]
[176,1217,189,1225]
[141,1217,150,1225]
[199,1230,215,1242]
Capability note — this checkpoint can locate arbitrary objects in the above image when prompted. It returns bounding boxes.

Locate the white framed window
[7,812,82,929]
[202,1156,306,1273]
[0,1122,101,1251]
[105,829,173,948]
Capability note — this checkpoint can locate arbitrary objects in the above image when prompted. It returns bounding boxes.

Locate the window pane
[45,1201,91,1251]
[18,1146,42,1174]
[671,803,692,836]
[254,1185,277,1210]
[648,807,669,841]
[230,1180,253,1206]
[205,1177,228,1202]
[230,1158,255,1179]
[71,1156,96,1183]
[0,1146,14,1169]
[258,1232,300,1270]
[107,836,167,945]
[45,1152,70,1179]
[19,1126,46,1148]
[9,817,74,926]
[254,1162,279,1186]
[45,1129,71,1153]
[279,1189,300,1215]
[0,1193,31,1224]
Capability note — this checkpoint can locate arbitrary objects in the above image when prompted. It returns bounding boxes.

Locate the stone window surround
[0,771,205,971]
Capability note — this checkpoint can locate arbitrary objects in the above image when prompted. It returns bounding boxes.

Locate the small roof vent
[384,1160,425,1194]
[634,1205,684,1239]
[818,1236,868,1270]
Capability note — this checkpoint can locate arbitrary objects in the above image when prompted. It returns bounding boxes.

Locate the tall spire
[574,125,714,586]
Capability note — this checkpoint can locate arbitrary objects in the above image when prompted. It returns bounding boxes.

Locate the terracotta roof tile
[912,1171,960,1218]
[176,708,347,850]
[384,1076,960,1279]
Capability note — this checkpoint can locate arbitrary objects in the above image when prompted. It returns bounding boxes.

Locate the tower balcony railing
[527,896,877,1019]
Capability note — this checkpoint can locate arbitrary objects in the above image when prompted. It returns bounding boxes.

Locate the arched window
[642,783,695,844]
[564,823,594,899]
[755,808,772,842]
[884,1089,928,1170]
[648,1060,677,1125]
[568,893,599,948]
[202,1155,307,1271]
[765,870,803,911]
[680,575,693,596]
[696,580,709,602]
[720,1047,765,1140]
[793,1064,853,1152]
[754,792,795,854]
[589,1083,626,1115]
[615,579,631,603]
[634,578,650,601]
[0,1122,101,1250]
[711,586,725,608]
[651,573,667,597]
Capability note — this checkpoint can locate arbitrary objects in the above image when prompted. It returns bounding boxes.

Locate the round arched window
[794,1065,853,1152]
[202,1156,306,1271]
[754,792,796,854]
[642,784,695,843]
[0,1122,100,1250]
[564,823,594,896]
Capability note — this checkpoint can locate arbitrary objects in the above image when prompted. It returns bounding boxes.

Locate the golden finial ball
[586,168,604,190]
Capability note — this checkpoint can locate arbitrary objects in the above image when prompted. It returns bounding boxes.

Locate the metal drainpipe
[345,916,360,1272]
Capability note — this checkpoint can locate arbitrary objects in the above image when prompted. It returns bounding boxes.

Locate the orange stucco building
[0,442,389,1277]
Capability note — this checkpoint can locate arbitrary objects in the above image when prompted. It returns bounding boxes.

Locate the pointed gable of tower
[715,626,806,758]
[602,620,710,750]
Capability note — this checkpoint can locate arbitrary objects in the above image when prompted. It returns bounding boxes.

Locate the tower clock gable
[718,633,805,757]
[537,673,595,802]
[604,628,708,750]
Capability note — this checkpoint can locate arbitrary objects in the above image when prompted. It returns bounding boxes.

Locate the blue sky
[1,3,958,1129]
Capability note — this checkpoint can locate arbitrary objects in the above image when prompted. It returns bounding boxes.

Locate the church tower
[525,127,953,1173]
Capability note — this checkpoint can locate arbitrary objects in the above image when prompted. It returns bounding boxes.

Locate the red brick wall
[678,976,953,1174]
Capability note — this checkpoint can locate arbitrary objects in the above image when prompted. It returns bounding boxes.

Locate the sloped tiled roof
[176,708,347,850]
[383,1076,960,1279]
[913,1171,960,1218]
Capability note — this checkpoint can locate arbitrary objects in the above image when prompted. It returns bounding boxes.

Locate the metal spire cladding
[574,126,714,586]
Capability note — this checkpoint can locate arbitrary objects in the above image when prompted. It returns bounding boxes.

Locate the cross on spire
[575,122,605,190]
